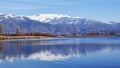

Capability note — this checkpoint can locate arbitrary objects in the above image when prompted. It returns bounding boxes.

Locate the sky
[0,0,120,22]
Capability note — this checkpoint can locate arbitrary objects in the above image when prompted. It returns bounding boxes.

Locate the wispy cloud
[91,0,101,2]
[0,6,53,10]
[0,0,74,11]
[0,0,38,6]
[47,1,74,5]
[0,0,55,10]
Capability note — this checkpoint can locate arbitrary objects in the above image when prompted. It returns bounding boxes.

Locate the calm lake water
[0,37,120,68]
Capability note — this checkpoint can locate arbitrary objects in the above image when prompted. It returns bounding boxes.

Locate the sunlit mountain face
[0,37,120,62]
[0,14,120,34]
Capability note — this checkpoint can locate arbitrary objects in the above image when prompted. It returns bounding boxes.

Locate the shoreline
[0,36,52,40]
[0,35,119,40]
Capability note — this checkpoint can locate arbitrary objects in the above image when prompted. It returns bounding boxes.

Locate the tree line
[0,23,54,37]
[0,23,118,37]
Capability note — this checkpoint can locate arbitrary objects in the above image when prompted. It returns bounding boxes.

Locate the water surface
[0,37,120,68]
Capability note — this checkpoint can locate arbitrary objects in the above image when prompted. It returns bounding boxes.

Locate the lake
[0,37,120,68]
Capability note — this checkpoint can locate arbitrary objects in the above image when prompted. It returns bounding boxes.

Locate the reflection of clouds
[27,51,80,61]
[0,47,115,63]
[0,51,80,62]
[5,56,14,62]
[0,55,26,63]
[0,56,15,63]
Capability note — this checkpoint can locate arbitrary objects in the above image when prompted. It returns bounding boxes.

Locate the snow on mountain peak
[6,13,14,16]
[27,14,74,22]
[0,13,118,25]
[39,14,70,18]
[0,13,15,19]
[5,13,15,17]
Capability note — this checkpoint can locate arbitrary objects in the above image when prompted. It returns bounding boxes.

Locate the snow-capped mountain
[27,14,115,25]
[0,13,119,34]
[28,14,74,23]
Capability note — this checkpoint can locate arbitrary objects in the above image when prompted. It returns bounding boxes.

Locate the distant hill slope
[0,13,119,34]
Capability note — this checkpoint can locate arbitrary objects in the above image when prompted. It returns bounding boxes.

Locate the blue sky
[0,0,120,21]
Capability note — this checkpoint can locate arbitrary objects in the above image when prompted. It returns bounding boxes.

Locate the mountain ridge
[0,13,119,34]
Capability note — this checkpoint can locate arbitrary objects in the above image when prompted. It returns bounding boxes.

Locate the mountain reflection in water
[0,37,120,62]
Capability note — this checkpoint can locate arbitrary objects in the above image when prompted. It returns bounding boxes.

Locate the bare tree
[16,26,21,36]
[0,23,3,35]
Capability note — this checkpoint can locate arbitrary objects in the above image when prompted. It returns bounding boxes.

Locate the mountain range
[0,13,120,35]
